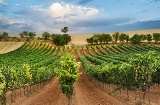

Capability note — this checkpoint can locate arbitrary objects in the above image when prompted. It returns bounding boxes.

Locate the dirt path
[9,49,127,105]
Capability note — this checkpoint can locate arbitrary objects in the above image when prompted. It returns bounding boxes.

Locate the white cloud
[24,2,99,33]
[0,0,7,5]
[48,3,99,21]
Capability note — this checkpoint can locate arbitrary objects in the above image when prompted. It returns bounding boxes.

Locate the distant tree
[93,34,102,44]
[0,34,3,39]
[96,34,104,44]
[119,33,126,43]
[2,32,9,38]
[146,34,152,44]
[61,27,68,33]
[23,31,29,37]
[125,35,129,43]
[153,33,160,44]
[19,32,24,38]
[28,32,36,38]
[102,33,112,44]
[86,37,94,45]
[63,34,71,44]
[93,36,99,44]
[52,34,71,46]
[112,32,119,43]
[130,34,141,44]
[42,32,50,40]
[140,34,146,42]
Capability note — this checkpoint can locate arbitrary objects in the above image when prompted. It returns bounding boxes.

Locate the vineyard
[1,42,160,105]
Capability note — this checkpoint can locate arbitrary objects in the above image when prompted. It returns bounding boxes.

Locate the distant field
[69,29,160,45]
[10,29,160,46]
[0,42,24,54]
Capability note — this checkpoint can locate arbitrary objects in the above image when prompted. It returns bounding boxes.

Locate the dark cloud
[72,17,131,27]
[92,19,160,33]
[0,17,33,34]
[69,19,160,33]
[120,19,160,31]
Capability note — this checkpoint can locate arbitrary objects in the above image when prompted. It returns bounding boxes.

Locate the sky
[0,0,160,34]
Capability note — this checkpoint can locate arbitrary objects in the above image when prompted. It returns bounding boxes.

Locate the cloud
[11,2,99,34]
[48,3,98,20]
[2,1,159,34]
[72,17,131,27]
[0,15,32,34]
[0,0,7,5]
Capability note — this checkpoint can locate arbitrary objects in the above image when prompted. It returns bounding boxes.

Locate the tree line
[86,32,160,45]
[41,32,71,46]
[0,31,71,46]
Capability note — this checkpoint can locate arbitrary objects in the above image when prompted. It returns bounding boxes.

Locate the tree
[112,32,119,43]
[19,33,24,38]
[130,34,141,44]
[23,31,29,37]
[86,37,94,45]
[61,27,68,33]
[153,33,160,44]
[42,32,50,40]
[52,34,71,46]
[140,34,146,42]
[119,33,126,43]
[102,33,112,44]
[146,34,152,44]
[63,34,71,44]
[125,35,129,43]
[2,32,9,38]
[0,34,3,39]
[95,34,103,44]
[28,32,36,38]
[55,53,81,105]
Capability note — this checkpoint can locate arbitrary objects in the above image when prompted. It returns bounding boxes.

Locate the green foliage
[125,35,129,43]
[131,51,158,91]
[0,42,61,103]
[42,32,50,40]
[96,34,103,44]
[140,34,146,41]
[153,33,160,43]
[19,31,36,38]
[0,32,9,39]
[86,37,94,45]
[112,32,119,43]
[61,27,68,33]
[0,69,6,105]
[130,34,141,44]
[146,34,152,43]
[28,32,36,38]
[86,34,112,45]
[119,33,126,42]
[52,34,71,46]
[102,33,112,44]
[0,70,6,96]
[55,53,81,100]
[19,31,28,38]
[79,45,160,98]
